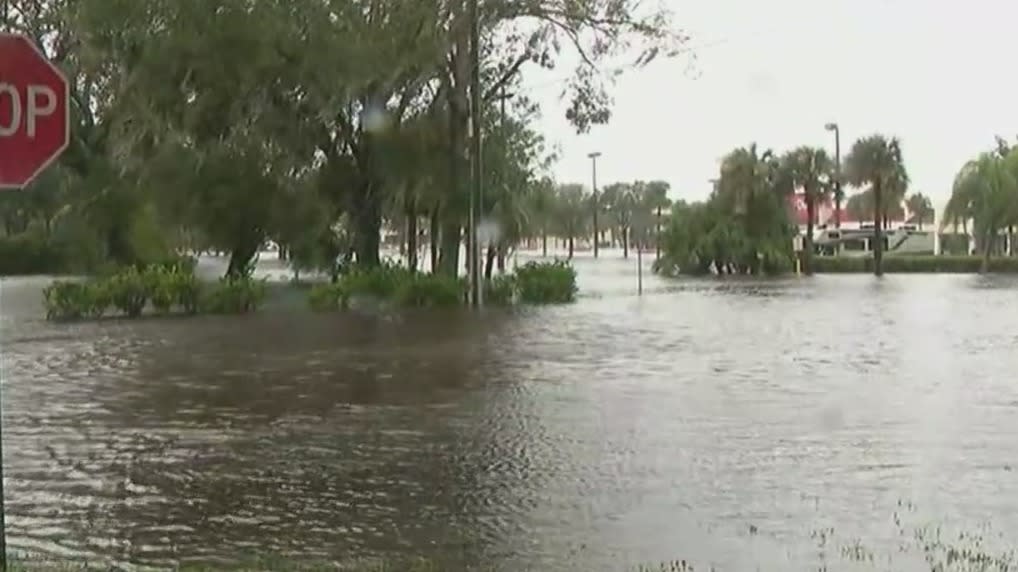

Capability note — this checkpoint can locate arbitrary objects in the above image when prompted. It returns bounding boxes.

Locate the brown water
[4,254,1018,570]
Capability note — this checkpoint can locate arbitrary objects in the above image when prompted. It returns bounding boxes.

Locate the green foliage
[307,261,576,311]
[812,255,1018,273]
[393,274,465,308]
[485,274,518,305]
[106,267,150,317]
[342,263,415,300]
[0,233,68,276]
[307,283,350,312]
[657,145,795,276]
[201,277,268,315]
[43,264,262,321]
[514,261,578,304]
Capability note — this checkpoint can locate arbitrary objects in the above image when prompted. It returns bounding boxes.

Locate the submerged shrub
[392,273,465,308]
[202,276,267,314]
[484,274,517,306]
[514,261,578,304]
[106,267,149,317]
[42,281,91,321]
[308,282,350,312]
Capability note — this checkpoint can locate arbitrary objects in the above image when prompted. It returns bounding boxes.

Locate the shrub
[484,274,517,305]
[812,255,1018,274]
[202,276,267,314]
[341,262,413,300]
[0,232,67,276]
[392,273,465,308]
[514,261,578,304]
[42,281,89,321]
[106,267,149,317]
[308,282,350,312]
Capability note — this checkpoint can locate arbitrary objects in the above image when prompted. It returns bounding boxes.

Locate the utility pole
[825,122,842,229]
[468,0,483,307]
[588,151,601,258]
[494,87,514,275]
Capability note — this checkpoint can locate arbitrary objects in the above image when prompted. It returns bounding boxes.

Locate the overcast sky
[524,0,1018,209]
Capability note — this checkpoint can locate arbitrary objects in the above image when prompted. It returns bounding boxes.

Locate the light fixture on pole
[588,151,601,258]
[825,122,842,229]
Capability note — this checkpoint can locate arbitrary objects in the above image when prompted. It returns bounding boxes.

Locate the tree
[906,193,935,229]
[783,146,833,274]
[945,152,1018,271]
[844,135,908,276]
[656,144,794,276]
[552,184,590,259]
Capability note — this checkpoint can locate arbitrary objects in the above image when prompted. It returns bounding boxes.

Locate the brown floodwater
[3,253,1018,570]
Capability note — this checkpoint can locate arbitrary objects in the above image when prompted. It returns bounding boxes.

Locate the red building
[786,192,906,230]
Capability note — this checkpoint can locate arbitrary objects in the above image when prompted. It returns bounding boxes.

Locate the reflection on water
[4,254,1018,570]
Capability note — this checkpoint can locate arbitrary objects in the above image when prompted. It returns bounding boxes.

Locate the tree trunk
[496,242,506,273]
[438,221,461,277]
[804,194,816,275]
[568,234,575,259]
[226,239,260,278]
[406,204,418,273]
[622,228,629,259]
[873,182,884,276]
[352,190,381,267]
[484,244,496,279]
[430,209,440,273]
[982,230,992,273]
[541,228,548,257]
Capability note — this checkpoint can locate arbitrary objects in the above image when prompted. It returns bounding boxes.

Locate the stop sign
[0,32,70,189]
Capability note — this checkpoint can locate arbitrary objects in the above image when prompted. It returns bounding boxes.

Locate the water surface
[3,252,1018,570]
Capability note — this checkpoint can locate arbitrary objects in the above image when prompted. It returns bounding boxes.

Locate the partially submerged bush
[42,264,263,321]
[201,276,268,314]
[484,274,517,306]
[308,261,577,311]
[308,282,350,312]
[514,260,578,304]
[393,273,465,308]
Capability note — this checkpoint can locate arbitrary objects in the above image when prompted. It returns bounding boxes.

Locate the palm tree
[947,154,1018,271]
[905,192,935,230]
[642,180,672,259]
[553,184,590,259]
[783,146,833,274]
[844,135,908,276]
[527,177,556,257]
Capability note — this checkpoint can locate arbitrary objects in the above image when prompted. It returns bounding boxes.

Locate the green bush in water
[484,274,517,306]
[106,267,149,317]
[201,276,268,314]
[514,260,578,304]
[44,263,208,321]
[392,273,465,308]
[812,254,1018,274]
[308,282,350,312]
[341,262,414,300]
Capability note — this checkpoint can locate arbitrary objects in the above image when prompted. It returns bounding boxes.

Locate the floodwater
[3,251,1018,571]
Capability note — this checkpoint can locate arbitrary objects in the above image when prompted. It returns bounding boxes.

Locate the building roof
[787,193,906,226]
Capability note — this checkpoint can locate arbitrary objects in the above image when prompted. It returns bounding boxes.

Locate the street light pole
[588,151,601,258]
[468,0,483,307]
[825,122,842,229]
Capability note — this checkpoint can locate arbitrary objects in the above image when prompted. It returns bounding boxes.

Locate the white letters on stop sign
[0,83,59,138]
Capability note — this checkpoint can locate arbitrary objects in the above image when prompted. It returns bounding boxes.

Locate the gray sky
[527,0,1018,207]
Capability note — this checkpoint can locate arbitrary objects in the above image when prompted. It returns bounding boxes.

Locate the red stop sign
[0,32,70,189]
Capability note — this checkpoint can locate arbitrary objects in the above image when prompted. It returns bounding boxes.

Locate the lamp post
[588,151,601,258]
[825,122,842,229]
[468,0,483,307]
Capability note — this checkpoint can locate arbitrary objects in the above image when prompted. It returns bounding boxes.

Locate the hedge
[812,255,1018,274]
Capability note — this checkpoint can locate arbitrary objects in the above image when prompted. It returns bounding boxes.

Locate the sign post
[0,32,71,570]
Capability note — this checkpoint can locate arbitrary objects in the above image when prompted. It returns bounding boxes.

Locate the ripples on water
[3,256,1018,570]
